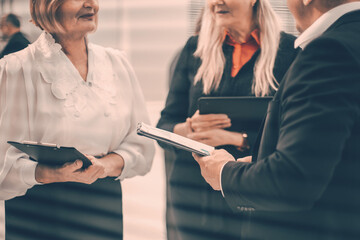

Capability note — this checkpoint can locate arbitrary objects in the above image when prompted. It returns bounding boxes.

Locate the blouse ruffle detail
[33,31,118,117]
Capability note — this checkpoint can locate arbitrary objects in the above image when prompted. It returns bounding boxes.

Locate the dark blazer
[0,32,30,59]
[157,33,298,240]
[222,10,360,240]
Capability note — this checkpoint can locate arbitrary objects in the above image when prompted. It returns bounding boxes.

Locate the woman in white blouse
[0,0,154,239]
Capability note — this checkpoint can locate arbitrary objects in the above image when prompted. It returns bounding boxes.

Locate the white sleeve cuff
[113,150,132,181]
[20,160,40,186]
[220,162,228,197]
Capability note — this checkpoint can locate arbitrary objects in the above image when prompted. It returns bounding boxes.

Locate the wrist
[100,153,125,177]
[173,122,187,136]
[35,164,57,184]
[227,131,250,151]
[237,132,250,151]
[227,131,244,146]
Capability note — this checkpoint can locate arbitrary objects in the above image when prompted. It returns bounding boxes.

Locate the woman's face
[208,0,255,30]
[57,0,99,37]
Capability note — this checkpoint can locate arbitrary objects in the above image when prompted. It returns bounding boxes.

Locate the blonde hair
[194,0,281,96]
[30,0,64,33]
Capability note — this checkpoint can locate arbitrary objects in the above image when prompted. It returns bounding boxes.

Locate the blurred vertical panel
[118,0,188,102]
[188,0,205,35]
[269,0,298,35]
[91,0,189,102]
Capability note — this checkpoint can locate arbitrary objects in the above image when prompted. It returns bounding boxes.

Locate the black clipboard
[7,141,92,168]
[198,96,272,122]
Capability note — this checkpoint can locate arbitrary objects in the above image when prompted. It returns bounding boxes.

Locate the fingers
[87,165,106,183]
[188,131,207,140]
[59,157,105,184]
[191,150,225,191]
[63,160,83,172]
[188,129,229,147]
[237,156,252,163]
[191,120,231,132]
[72,164,105,184]
[192,152,201,163]
[190,111,231,132]
[186,117,194,133]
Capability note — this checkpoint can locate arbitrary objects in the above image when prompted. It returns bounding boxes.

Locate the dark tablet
[198,96,272,122]
[7,141,92,168]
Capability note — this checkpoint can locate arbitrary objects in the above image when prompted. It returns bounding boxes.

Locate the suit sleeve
[221,37,360,212]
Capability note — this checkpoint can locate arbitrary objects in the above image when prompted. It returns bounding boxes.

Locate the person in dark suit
[194,0,360,239]
[0,13,30,59]
[157,0,298,239]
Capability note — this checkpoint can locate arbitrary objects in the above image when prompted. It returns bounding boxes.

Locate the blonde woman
[157,0,298,239]
[0,0,154,239]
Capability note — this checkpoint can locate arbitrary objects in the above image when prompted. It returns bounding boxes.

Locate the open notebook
[137,122,214,156]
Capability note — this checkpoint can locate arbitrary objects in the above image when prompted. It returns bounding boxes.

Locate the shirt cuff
[20,160,40,186]
[113,150,131,181]
[220,161,228,197]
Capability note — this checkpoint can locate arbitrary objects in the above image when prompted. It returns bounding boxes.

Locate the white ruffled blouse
[0,31,155,200]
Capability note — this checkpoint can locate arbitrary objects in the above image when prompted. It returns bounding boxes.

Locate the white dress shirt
[295,2,360,49]
[0,32,155,237]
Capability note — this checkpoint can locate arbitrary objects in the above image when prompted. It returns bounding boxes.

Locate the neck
[55,34,87,56]
[227,22,256,43]
[7,27,20,37]
[54,34,89,81]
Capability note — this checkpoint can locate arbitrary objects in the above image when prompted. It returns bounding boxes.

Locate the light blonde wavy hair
[194,0,281,96]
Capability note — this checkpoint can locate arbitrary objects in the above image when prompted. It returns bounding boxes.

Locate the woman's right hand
[35,159,105,184]
[173,110,231,137]
[189,110,231,132]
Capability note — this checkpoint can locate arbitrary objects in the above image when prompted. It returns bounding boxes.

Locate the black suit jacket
[222,10,360,240]
[0,32,30,59]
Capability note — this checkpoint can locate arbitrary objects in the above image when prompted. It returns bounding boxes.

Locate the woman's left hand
[187,129,246,147]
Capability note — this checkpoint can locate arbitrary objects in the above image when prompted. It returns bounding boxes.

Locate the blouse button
[104,111,110,117]
[88,82,93,87]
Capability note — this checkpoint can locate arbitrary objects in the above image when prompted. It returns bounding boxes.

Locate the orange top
[225,29,260,77]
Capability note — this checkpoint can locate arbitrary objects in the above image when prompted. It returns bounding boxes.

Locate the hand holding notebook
[137,122,214,156]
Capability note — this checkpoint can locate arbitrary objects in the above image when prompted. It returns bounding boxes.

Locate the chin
[295,24,305,34]
[216,20,229,29]
[81,24,98,33]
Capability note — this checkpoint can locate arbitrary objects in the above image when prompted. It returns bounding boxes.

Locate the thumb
[186,118,194,133]
[237,156,252,163]
[66,160,83,171]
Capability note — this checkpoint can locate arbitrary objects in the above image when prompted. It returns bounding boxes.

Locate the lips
[79,13,95,19]
[215,9,230,14]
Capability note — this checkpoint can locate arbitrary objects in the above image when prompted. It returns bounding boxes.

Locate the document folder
[7,141,92,167]
[137,122,214,156]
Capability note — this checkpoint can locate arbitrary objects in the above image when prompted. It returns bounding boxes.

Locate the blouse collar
[31,31,118,117]
[224,29,260,46]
